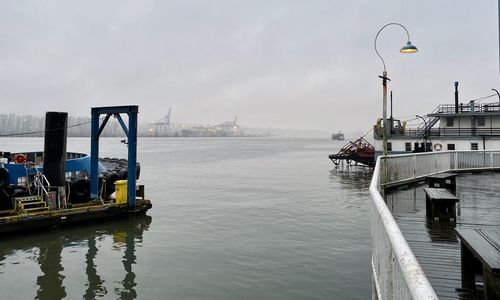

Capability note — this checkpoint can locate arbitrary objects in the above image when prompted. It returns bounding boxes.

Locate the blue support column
[89,105,139,209]
[127,111,138,209]
[90,110,100,198]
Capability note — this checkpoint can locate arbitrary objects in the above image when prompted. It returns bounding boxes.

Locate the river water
[0,137,372,299]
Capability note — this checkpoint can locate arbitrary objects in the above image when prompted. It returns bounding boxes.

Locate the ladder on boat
[15,196,48,214]
[417,106,440,136]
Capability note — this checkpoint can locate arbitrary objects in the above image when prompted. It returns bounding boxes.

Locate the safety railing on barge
[370,150,500,299]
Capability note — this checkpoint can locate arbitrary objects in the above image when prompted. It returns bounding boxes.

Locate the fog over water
[0,1,497,133]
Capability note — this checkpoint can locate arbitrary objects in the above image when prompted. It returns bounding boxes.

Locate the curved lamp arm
[492,88,500,102]
[415,114,427,132]
[374,22,416,71]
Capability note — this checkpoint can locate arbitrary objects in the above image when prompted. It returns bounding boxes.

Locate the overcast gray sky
[0,1,498,132]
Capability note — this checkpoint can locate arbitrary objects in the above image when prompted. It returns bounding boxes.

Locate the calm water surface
[0,137,372,299]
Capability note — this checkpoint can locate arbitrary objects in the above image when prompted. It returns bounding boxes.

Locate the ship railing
[370,150,500,299]
[382,127,500,138]
[33,169,50,198]
[436,103,500,113]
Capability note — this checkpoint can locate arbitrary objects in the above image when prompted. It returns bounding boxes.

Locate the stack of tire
[99,158,140,199]
[67,158,140,203]
[0,167,29,210]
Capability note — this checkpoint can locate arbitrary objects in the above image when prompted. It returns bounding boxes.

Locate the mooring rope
[0,117,106,137]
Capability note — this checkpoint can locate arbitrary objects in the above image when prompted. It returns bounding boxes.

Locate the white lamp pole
[374,22,418,183]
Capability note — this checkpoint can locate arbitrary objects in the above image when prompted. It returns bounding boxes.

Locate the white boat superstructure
[374,100,500,155]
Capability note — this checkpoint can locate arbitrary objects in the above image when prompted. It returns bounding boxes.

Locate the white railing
[371,150,500,299]
[380,150,500,187]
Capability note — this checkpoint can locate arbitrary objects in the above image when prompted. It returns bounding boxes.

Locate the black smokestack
[43,112,68,186]
[454,81,459,113]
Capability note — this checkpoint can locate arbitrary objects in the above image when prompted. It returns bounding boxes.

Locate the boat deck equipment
[0,105,152,234]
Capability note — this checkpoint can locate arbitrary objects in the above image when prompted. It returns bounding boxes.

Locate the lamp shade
[400,41,418,53]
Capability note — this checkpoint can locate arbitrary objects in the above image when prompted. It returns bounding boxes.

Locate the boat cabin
[373,101,500,155]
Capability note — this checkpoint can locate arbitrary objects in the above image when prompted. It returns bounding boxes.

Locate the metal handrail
[370,155,438,299]
[34,170,50,198]
[371,150,500,298]
[375,127,500,138]
[434,103,500,114]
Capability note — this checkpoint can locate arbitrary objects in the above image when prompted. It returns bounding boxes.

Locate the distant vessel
[331,131,345,141]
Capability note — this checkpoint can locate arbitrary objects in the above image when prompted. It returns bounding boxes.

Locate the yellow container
[114,180,128,204]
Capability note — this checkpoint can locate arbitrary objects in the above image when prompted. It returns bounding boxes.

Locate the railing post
[413,154,417,180]
[491,151,494,169]
[435,152,438,174]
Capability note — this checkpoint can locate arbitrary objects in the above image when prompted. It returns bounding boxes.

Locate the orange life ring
[433,143,443,151]
[14,154,27,164]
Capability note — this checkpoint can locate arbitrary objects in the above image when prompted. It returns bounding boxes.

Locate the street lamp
[375,23,418,159]
[492,88,500,104]
[416,114,427,151]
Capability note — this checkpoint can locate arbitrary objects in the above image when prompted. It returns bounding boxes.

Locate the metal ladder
[417,106,440,136]
[13,170,51,213]
[15,195,48,213]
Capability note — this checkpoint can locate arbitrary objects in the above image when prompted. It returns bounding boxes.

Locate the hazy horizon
[0,1,498,133]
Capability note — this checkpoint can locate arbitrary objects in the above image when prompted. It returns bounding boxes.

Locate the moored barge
[0,106,152,234]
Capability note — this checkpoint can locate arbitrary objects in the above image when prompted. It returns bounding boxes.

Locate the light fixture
[400,41,418,53]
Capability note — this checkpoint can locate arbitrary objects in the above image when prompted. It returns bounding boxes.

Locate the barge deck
[0,199,152,234]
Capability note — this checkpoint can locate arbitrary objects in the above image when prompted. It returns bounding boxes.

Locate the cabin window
[471,143,479,150]
[425,143,432,151]
[447,144,455,150]
[405,142,411,152]
[387,142,392,151]
[477,116,485,127]
[446,117,454,127]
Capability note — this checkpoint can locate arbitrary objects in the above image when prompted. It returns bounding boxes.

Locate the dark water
[0,137,372,299]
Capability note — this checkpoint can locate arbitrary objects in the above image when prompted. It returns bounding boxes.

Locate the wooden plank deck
[386,172,500,299]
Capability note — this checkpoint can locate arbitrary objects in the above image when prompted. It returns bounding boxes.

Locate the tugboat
[331,131,345,141]
[0,106,151,234]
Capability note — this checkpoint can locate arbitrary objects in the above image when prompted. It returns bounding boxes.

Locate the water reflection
[329,166,373,190]
[84,235,106,299]
[0,215,151,300]
[385,184,457,242]
[385,187,420,214]
[119,227,137,299]
[37,240,66,299]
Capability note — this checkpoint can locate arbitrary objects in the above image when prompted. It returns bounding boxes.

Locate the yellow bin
[114,180,128,204]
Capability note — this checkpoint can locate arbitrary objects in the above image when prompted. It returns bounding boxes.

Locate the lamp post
[416,114,427,151]
[492,88,500,104]
[374,23,418,182]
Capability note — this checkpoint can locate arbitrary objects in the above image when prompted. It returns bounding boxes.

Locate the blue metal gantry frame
[90,106,138,209]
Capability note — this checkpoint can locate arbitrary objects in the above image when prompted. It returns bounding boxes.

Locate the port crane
[152,108,172,136]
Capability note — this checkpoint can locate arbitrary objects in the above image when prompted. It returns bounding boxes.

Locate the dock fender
[72,178,90,199]
[0,168,9,188]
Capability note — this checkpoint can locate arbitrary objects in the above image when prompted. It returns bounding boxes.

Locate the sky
[0,1,498,132]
